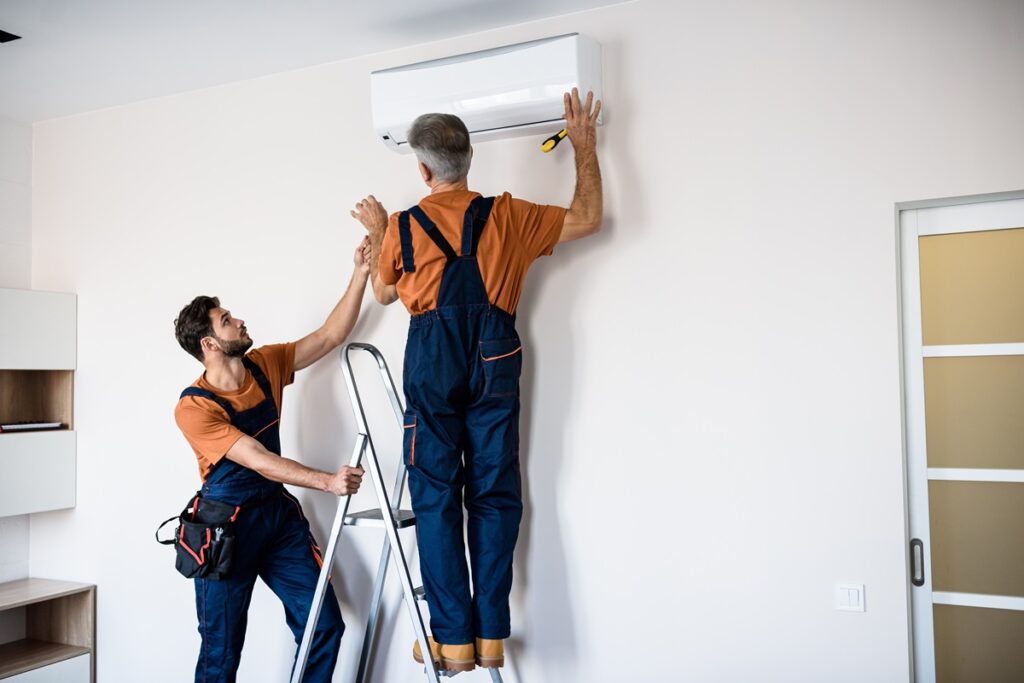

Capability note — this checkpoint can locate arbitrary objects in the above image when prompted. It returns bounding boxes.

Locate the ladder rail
[355,535,394,682]
[342,342,405,429]
[341,343,440,683]
[290,435,367,683]
[342,343,415,683]
[292,342,441,683]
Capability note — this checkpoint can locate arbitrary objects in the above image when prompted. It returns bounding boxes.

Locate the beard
[216,335,253,358]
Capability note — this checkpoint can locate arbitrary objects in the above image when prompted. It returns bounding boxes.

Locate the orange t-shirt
[378,191,566,315]
[174,343,296,481]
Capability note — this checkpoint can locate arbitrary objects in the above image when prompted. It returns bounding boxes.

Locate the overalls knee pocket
[479,338,522,397]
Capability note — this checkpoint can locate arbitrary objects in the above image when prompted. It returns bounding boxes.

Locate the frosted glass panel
[919,227,1024,345]
[929,481,1024,596]
[924,356,1024,469]
[934,604,1024,683]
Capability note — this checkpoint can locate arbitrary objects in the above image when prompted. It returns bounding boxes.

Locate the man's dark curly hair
[174,295,219,362]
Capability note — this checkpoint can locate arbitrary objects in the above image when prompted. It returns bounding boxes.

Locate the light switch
[836,583,865,612]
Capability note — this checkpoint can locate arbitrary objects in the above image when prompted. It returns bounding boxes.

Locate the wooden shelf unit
[0,370,74,430]
[0,579,95,681]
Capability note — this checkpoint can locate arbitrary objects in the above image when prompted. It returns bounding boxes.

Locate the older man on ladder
[351,88,603,673]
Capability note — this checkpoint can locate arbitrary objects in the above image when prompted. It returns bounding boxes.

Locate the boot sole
[413,651,476,672]
[476,656,504,668]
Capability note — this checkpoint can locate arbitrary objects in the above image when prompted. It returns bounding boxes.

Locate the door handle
[910,538,925,587]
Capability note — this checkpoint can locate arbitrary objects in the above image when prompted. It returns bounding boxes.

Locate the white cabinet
[0,287,77,518]
[0,432,76,517]
[0,288,76,370]
[6,653,90,682]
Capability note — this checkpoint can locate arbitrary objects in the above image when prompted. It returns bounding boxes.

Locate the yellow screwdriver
[540,128,567,153]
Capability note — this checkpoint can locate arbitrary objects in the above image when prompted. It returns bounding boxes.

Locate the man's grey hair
[407,113,472,183]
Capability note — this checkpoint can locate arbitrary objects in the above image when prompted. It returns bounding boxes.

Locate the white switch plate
[836,583,865,612]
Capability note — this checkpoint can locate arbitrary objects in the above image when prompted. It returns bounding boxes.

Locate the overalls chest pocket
[479,337,523,398]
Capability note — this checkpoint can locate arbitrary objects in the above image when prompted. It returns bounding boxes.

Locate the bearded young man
[171,238,370,683]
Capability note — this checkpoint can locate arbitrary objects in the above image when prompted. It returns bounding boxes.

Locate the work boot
[475,638,504,668]
[412,637,476,672]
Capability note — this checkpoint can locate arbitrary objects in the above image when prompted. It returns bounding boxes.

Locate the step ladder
[290,342,505,683]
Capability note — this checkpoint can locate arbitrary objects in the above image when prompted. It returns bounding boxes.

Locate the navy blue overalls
[399,196,524,645]
[179,357,343,683]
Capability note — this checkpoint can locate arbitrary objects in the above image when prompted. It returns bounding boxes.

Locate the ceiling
[0,0,624,123]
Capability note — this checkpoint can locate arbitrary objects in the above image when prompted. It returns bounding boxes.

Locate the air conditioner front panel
[372,33,602,151]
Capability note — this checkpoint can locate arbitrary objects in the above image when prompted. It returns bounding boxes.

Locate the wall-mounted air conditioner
[370,33,603,153]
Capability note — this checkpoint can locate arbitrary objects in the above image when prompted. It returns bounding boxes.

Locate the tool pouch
[156,493,239,580]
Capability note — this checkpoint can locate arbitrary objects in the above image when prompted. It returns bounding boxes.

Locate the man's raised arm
[559,88,603,243]
[294,239,371,371]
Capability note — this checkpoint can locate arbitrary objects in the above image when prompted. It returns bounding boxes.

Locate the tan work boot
[412,637,476,672]
[475,638,504,668]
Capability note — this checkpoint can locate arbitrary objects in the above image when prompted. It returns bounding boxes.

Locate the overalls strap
[408,205,458,260]
[241,356,274,406]
[178,357,276,417]
[461,195,495,257]
[398,210,417,273]
[180,386,236,420]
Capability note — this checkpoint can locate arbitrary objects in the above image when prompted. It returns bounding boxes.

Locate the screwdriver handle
[541,128,568,153]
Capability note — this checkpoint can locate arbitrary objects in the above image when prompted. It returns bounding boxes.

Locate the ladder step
[344,508,417,528]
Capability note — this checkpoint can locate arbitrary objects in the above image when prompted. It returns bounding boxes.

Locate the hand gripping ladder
[290,343,505,683]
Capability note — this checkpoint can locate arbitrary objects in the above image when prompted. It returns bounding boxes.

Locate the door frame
[896,189,1024,683]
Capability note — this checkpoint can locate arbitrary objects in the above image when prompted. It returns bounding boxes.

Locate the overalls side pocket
[403,412,418,466]
[479,338,523,397]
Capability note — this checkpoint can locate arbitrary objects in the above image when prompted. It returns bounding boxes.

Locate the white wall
[0,114,32,649]
[26,1,1024,681]
[0,114,32,590]
[0,115,32,290]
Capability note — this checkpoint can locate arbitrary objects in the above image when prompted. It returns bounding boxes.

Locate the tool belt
[156,493,240,580]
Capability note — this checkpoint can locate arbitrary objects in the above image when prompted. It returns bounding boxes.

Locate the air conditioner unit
[370,33,603,153]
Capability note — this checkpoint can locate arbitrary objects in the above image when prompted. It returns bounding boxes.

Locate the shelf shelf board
[0,579,93,611]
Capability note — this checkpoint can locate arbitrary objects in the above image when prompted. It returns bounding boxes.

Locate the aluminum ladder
[290,342,505,683]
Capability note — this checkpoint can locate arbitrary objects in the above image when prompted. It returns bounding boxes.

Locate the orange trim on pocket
[480,346,522,362]
[310,541,333,581]
[311,542,324,569]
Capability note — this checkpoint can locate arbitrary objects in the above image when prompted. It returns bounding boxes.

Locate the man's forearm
[321,267,369,345]
[256,454,333,492]
[294,265,369,370]
[569,145,603,227]
[371,273,391,304]
[227,438,334,491]
[368,227,385,286]
[225,435,361,495]
[367,228,398,304]
[560,144,603,241]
